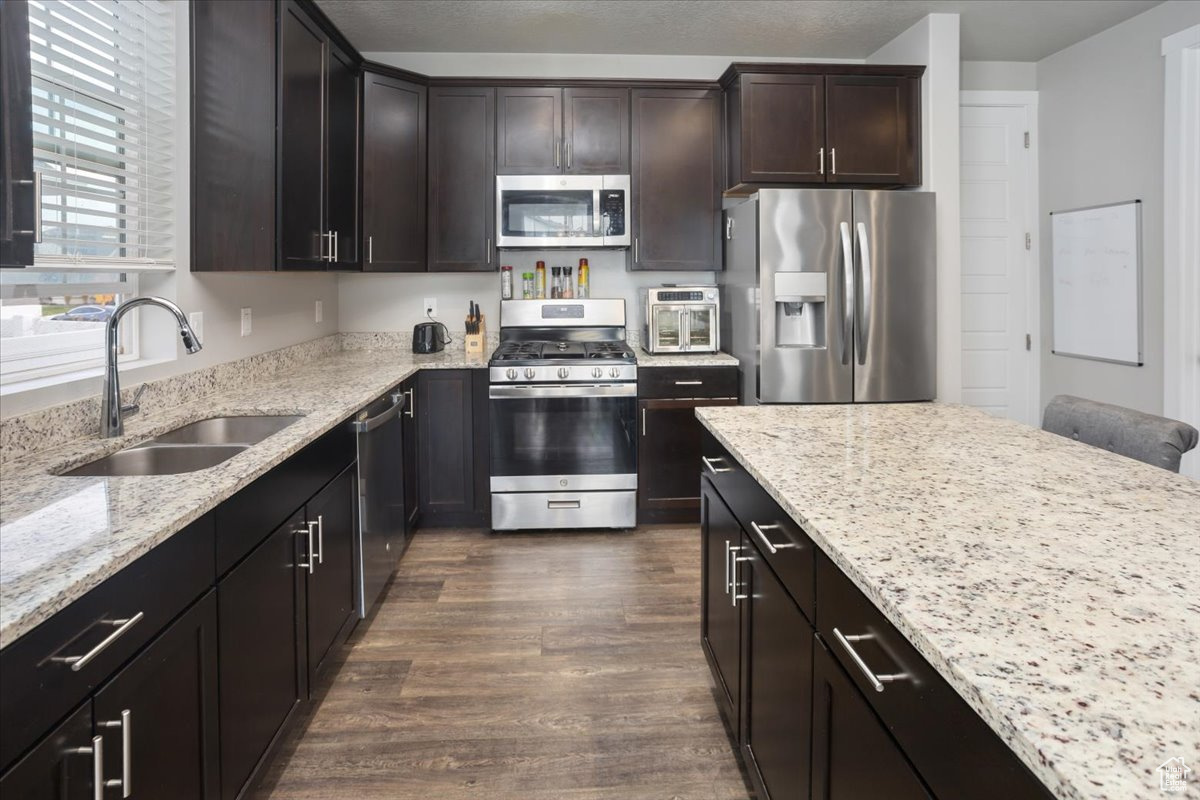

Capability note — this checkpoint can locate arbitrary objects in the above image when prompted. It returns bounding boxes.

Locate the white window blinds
[28,0,176,268]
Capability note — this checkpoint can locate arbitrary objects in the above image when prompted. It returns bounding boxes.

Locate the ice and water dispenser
[772,272,828,348]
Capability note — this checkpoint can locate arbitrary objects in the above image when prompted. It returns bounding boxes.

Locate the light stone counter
[695,402,1200,800]
[633,349,739,368]
[0,345,487,649]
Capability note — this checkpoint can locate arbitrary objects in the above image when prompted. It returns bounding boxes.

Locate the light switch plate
[188,311,203,345]
[240,307,252,337]
[315,300,323,324]
[423,297,437,318]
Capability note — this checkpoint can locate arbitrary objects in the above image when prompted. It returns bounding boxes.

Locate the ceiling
[315,0,1161,62]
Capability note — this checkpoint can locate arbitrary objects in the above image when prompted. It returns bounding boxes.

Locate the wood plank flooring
[253,526,753,799]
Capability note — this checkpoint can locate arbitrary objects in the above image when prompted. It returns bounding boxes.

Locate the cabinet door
[734,73,825,185]
[218,509,306,800]
[740,542,813,800]
[825,75,920,186]
[325,44,359,267]
[564,87,629,174]
[305,465,358,681]
[638,397,736,522]
[700,477,741,731]
[362,72,426,272]
[427,86,495,271]
[402,377,421,533]
[496,87,562,174]
[811,636,933,800]
[278,1,327,270]
[417,370,475,518]
[630,89,722,271]
[1,0,36,267]
[93,592,220,800]
[0,703,93,800]
[190,0,276,270]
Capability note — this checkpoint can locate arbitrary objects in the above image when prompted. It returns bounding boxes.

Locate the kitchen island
[696,402,1199,800]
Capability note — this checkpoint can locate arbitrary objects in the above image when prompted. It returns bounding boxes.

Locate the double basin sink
[63,415,304,477]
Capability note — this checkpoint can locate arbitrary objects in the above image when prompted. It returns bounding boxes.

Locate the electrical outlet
[240,307,252,337]
[188,311,204,345]
[423,297,438,318]
[315,300,323,324]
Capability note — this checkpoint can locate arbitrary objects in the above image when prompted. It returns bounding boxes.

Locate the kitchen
[1,1,1199,799]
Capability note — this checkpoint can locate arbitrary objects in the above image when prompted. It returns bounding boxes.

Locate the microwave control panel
[600,191,625,236]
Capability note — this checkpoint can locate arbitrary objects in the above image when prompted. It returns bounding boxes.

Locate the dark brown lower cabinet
[638,396,736,522]
[218,508,306,800]
[418,369,489,526]
[811,635,932,800]
[739,538,813,800]
[401,375,421,533]
[700,477,741,729]
[94,591,220,800]
[0,702,93,799]
[304,464,358,681]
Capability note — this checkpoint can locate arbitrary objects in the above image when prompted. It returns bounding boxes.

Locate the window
[2,0,176,386]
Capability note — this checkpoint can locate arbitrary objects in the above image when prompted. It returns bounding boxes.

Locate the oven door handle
[489,383,638,399]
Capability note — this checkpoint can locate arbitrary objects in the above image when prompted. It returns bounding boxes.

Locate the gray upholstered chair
[1042,395,1199,472]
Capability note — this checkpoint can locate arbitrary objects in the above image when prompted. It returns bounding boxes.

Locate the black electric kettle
[412,321,448,354]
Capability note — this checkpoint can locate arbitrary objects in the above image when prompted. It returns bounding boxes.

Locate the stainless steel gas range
[489,299,638,531]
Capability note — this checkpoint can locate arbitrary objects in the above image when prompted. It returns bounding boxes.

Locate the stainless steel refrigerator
[721,189,936,404]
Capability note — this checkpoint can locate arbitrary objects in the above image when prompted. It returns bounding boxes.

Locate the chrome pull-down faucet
[101,297,202,438]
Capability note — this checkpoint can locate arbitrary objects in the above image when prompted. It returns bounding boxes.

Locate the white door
[960,102,1036,423]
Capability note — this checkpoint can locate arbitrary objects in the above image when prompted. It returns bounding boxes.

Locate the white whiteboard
[1051,200,1142,365]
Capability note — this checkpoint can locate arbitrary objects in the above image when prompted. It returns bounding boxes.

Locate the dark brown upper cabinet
[427,86,495,272]
[722,64,923,191]
[278,0,360,271]
[630,88,722,271]
[1,0,35,268]
[496,87,563,174]
[825,74,920,186]
[362,70,426,272]
[496,86,629,175]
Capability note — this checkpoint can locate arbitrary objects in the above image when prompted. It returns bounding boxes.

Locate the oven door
[496,176,603,248]
[489,382,638,491]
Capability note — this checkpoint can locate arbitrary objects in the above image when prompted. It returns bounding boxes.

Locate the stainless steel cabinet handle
[723,539,730,595]
[367,235,373,265]
[855,221,872,366]
[749,521,796,555]
[100,710,132,797]
[547,499,581,509]
[405,387,415,418]
[555,138,561,168]
[13,172,43,240]
[701,456,732,474]
[731,555,752,606]
[725,218,733,240]
[674,380,702,386]
[309,516,324,564]
[52,613,145,672]
[641,407,647,437]
[565,140,571,169]
[839,221,854,366]
[830,147,837,175]
[832,628,909,693]
[299,525,315,574]
[333,231,339,263]
[486,238,491,264]
[634,237,639,262]
[727,544,743,595]
[818,147,825,176]
[85,734,104,800]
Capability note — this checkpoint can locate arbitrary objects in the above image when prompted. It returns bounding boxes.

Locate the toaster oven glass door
[686,306,717,350]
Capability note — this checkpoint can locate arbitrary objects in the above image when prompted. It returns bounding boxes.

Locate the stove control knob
[558,367,570,380]
[505,368,518,380]
[524,368,536,380]
[592,367,603,378]
[609,367,621,378]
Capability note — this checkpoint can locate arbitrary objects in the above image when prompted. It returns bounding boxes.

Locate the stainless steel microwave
[640,286,720,354]
[495,175,630,248]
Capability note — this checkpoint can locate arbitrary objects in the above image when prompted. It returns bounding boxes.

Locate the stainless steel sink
[62,444,249,477]
[148,415,304,446]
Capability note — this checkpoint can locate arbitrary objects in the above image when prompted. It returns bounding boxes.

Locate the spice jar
[500,266,514,300]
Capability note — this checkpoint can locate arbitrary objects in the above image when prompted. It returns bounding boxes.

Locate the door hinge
[1024,131,1030,149]
[1025,333,1032,351]
[1025,233,1031,250]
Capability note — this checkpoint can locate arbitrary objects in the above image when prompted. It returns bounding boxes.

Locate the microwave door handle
[594,190,603,244]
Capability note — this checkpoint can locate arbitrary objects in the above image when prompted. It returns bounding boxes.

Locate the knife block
[464,315,486,356]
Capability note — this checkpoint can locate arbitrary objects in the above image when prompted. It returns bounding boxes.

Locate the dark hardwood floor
[253,526,754,799]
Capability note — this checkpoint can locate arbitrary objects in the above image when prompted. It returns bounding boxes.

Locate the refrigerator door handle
[839,222,855,365]
[855,221,872,366]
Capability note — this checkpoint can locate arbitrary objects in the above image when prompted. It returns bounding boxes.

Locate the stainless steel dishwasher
[351,388,407,617]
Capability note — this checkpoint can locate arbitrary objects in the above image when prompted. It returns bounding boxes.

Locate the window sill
[0,356,175,398]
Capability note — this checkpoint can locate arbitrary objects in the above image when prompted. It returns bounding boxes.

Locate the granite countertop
[695,403,1200,800]
[633,349,739,367]
[0,347,487,650]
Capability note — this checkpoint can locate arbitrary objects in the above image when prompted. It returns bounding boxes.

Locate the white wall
[1037,0,1200,416]
[1,6,339,419]
[338,250,713,336]
[961,61,1037,91]
[868,14,962,403]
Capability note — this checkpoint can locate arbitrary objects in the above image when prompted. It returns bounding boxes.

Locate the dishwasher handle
[351,392,406,433]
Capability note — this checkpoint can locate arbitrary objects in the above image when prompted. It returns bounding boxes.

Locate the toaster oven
[640,286,720,354]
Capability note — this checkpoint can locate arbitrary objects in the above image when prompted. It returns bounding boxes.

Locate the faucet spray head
[180,325,202,354]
